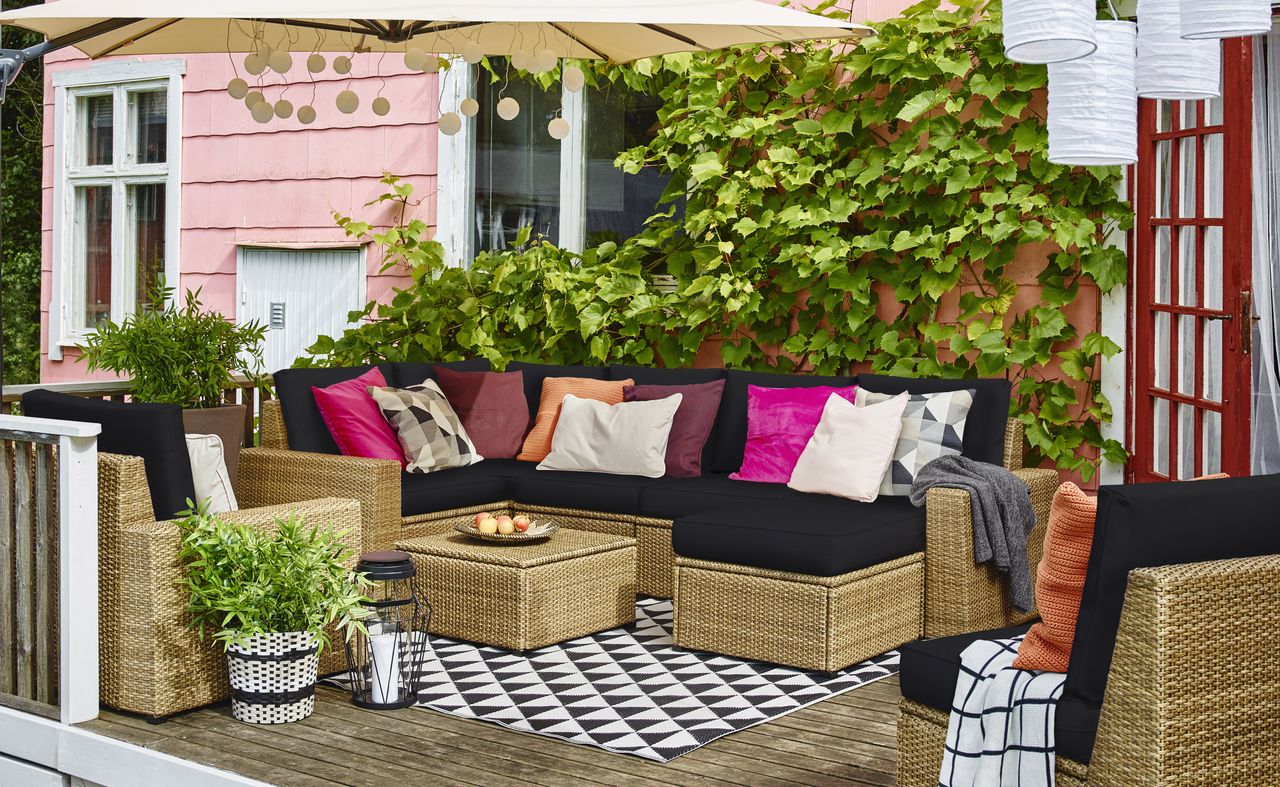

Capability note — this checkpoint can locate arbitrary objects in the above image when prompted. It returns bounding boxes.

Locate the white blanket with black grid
[938,635,1067,787]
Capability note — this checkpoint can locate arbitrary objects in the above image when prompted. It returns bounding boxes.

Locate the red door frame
[1130,38,1254,482]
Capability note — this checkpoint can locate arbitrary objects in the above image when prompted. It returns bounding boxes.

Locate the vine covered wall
[304,0,1133,480]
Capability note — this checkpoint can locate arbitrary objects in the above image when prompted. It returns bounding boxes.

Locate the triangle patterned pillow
[368,380,483,474]
[855,387,975,496]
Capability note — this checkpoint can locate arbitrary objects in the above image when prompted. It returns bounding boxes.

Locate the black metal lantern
[345,550,431,710]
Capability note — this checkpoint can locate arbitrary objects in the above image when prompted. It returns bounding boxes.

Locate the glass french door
[1132,39,1255,482]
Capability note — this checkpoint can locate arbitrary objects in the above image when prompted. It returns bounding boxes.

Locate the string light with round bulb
[227,78,249,99]
[562,65,586,93]
[274,99,294,119]
[510,50,531,70]
[496,96,521,120]
[333,56,353,75]
[438,111,463,136]
[547,116,570,140]
[336,90,360,114]
[251,101,275,124]
[372,97,392,116]
[421,57,441,74]
[244,51,268,75]
[244,90,266,108]
[307,53,326,74]
[459,97,480,117]
[462,41,485,64]
[404,48,429,71]
[533,49,558,74]
[268,49,293,74]
[297,105,317,125]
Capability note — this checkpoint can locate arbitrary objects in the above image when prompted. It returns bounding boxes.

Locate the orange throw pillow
[516,377,634,463]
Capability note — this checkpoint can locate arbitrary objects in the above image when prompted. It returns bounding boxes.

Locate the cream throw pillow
[787,392,909,502]
[537,393,683,478]
[185,433,239,514]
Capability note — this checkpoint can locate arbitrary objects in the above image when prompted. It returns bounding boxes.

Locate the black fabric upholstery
[707,369,857,474]
[273,364,382,454]
[482,459,648,516]
[22,389,196,520]
[897,624,1034,711]
[1058,474,1280,764]
[608,365,727,386]
[673,493,925,576]
[505,362,609,420]
[640,473,787,520]
[400,466,509,518]
[854,374,1012,466]
[389,358,491,388]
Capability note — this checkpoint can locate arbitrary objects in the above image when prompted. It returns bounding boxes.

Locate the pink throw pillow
[311,368,406,465]
[730,384,859,484]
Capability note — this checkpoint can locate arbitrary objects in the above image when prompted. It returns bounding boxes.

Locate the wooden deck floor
[82,676,904,787]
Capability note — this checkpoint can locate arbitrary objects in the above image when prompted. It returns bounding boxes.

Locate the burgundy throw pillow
[311,367,406,465]
[624,380,725,477]
[432,366,530,459]
[730,384,859,484]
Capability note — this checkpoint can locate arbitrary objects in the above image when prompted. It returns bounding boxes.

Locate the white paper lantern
[1003,0,1098,64]
[244,51,268,75]
[459,97,480,117]
[227,78,249,99]
[404,48,429,71]
[307,53,327,74]
[268,50,293,74]
[244,90,266,108]
[533,49,559,74]
[372,97,392,116]
[563,65,586,93]
[462,41,485,64]
[297,105,317,125]
[439,111,463,136]
[548,116,571,140]
[1137,0,1221,99]
[510,50,532,70]
[333,56,353,75]
[251,101,275,124]
[1048,20,1138,166]
[421,57,441,75]
[336,90,360,114]
[1180,0,1273,40]
[496,96,520,120]
[274,99,294,119]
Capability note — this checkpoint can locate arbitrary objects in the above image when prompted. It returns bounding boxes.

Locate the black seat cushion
[482,459,649,516]
[400,466,509,518]
[22,390,196,520]
[673,493,925,576]
[506,362,608,421]
[707,369,857,475]
[640,473,787,520]
[1058,474,1280,764]
[854,374,1012,466]
[898,624,1034,712]
[274,365,386,454]
[388,358,491,389]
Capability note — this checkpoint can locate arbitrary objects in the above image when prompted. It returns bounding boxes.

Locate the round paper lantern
[336,90,360,114]
[1048,20,1138,166]
[1137,0,1220,99]
[251,101,275,124]
[496,96,520,121]
[459,97,480,117]
[307,53,327,74]
[404,48,428,71]
[438,111,463,136]
[274,99,294,119]
[297,105,318,125]
[244,51,268,75]
[227,78,249,99]
[1180,0,1273,39]
[462,41,485,64]
[510,50,532,70]
[1003,0,1098,64]
[269,50,293,74]
[244,90,266,108]
[533,49,558,74]
[563,65,586,93]
[548,117,570,140]
[372,97,392,117]
[333,56,353,75]
[421,57,441,75]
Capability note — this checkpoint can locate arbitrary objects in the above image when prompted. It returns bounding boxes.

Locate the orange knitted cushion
[516,377,634,463]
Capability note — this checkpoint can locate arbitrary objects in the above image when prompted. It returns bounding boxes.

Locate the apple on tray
[496,515,515,535]
[513,514,531,533]
[477,516,499,535]
[473,511,491,526]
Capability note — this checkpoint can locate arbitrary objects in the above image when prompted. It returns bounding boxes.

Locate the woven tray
[454,520,560,543]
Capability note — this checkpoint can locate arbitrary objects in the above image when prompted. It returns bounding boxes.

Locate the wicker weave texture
[399,530,637,651]
[260,399,288,449]
[99,451,361,718]
[673,553,923,672]
[1002,417,1025,471]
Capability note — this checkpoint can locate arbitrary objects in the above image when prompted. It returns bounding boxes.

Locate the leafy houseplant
[175,503,369,724]
[78,285,268,478]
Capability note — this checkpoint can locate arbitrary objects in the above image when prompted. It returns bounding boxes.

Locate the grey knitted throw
[908,455,1037,613]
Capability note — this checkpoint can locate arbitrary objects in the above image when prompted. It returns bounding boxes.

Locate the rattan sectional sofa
[240,360,1056,670]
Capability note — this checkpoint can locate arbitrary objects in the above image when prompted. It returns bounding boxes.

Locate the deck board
[83,676,904,786]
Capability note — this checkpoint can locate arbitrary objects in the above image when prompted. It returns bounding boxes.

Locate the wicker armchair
[897,553,1280,786]
[98,452,361,719]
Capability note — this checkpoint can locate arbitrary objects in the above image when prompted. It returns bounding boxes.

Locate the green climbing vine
[304,0,1132,480]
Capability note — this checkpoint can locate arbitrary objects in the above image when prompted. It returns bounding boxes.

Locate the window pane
[130,90,167,164]
[1177,135,1197,218]
[77,94,113,167]
[130,183,166,306]
[75,186,113,329]
[583,87,675,246]
[474,64,561,251]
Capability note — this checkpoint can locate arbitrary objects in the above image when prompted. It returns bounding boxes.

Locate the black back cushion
[1058,475,1280,763]
[273,365,381,454]
[390,358,491,388]
[708,369,857,474]
[611,366,728,470]
[506,362,608,421]
[855,374,1012,465]
[22,389,196,520]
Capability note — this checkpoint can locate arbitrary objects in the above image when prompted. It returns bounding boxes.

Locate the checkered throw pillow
[856,388,975,496]
[368,380,482,474]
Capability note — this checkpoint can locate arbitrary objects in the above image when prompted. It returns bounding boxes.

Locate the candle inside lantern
[370,631,401,704]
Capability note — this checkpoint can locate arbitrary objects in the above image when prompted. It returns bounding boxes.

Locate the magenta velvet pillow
[624,380,725,478]
[432,366,530,459]
[729,384,859,484]
[311,368,406,465]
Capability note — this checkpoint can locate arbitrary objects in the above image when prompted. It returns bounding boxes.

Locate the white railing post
[57,428,99,725]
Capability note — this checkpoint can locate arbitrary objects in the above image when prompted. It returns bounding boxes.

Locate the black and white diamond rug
[345,598,899,762]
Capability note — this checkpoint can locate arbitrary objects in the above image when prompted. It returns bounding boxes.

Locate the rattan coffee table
[396,529,637,652]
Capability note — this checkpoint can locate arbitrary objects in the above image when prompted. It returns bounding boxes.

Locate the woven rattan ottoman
[397,530,637,652]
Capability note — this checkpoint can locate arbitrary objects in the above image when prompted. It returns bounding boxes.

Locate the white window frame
[437,61,588,266]
[49,59,185,360]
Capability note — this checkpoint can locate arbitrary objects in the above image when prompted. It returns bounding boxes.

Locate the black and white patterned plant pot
[227,631,319,724]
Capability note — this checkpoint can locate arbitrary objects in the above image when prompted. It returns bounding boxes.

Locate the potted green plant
[175,502,369,724]
[78,284,267,480]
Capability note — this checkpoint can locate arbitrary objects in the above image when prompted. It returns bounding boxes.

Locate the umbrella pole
[0,17,140,102]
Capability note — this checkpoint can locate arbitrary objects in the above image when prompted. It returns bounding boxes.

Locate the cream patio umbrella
[0,0,870,98]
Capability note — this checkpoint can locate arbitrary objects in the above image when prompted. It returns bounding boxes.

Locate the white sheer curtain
[1252,31,1280,474]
